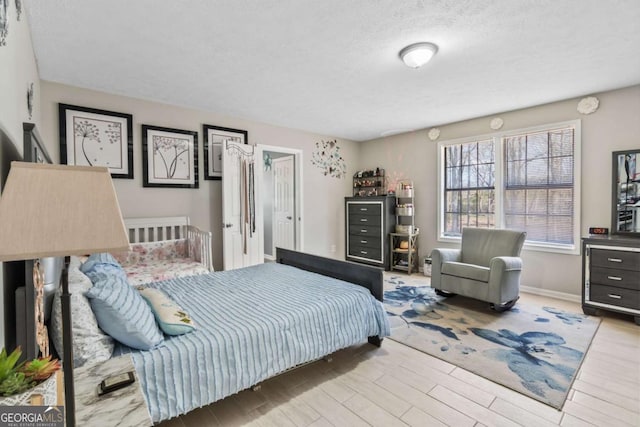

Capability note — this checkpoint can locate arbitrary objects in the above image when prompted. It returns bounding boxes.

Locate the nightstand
[74,354,151,427]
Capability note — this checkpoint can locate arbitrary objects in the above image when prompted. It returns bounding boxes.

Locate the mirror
[612,149,640,235]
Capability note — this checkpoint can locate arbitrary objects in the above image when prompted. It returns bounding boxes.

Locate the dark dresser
[345,196,395,270]
[582,235,640,325]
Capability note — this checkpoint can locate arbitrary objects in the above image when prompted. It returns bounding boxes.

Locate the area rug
[383,275,601,409]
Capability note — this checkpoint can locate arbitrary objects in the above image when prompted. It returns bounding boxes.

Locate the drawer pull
[607,276,622,281]
[360,208,368,211]
[607,294,622,299]
[360,251,368,255]
[360,229,368,233]
[360,218,368,222]
[607,258,623,263]
[360,240,368,244]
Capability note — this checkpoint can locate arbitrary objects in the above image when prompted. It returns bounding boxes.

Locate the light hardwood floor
[158,276,640,427]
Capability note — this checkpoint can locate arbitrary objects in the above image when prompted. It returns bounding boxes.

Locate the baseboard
[520,285,581,303]
[264,254,276,262]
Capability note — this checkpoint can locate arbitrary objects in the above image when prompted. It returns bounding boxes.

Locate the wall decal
[490,117,504,130]
[577,96,599,115]
[428,128,440,141]
[0,0,9,46]
[14,0,20,21]
[26,82,33,120]
[311,139,346,178]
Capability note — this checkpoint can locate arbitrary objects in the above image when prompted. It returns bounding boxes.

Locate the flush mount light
[399,42,438,68]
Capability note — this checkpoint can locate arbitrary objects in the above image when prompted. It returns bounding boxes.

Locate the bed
[40,217,389,424]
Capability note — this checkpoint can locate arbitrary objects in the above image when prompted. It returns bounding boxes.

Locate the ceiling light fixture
[399,42,438,68]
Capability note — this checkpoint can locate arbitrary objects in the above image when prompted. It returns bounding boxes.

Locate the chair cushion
[460,228,526,267]
[441,261,490,283]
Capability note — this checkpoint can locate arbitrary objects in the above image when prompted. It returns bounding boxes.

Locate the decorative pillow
[49,256,114,367]
[139,288,196,336]
[85,273,164,350]
[80,253,128,283]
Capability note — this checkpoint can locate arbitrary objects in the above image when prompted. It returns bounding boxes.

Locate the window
[438,120,581,253]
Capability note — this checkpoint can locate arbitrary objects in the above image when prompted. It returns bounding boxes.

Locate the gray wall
[40,82,358,270]
[357,85,640,297]
[0,8,41,348]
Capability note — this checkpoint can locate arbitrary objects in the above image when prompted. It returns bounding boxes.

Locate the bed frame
[123,216,214,272]
[276,247,384,346]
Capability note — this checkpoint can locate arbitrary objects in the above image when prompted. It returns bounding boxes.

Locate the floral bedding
[112,240,209,287]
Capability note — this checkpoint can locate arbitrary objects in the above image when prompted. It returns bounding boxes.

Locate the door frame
[256,144,304,256]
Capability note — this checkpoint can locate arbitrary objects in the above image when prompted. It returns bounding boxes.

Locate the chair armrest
[430,248,461,287]
[431,248,461,264]
[490,256,522,272]
[186,225,214,272]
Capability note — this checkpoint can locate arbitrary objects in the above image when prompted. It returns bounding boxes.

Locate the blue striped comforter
[114,263,390,422]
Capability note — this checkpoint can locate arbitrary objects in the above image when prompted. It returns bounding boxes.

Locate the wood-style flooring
[158,277,640,427]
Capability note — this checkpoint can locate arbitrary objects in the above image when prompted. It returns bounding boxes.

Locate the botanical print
[72,116,124,169]
[143,125,198,188]
[0,0,8,47]
[60,104,133,178]
[152,135,191,179]
[383,276,600,409]
[311,139,346,178]
[203,125,247,180]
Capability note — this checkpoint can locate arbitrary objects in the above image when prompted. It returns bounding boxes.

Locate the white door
[222,140,262,270]
[272,156,295,254]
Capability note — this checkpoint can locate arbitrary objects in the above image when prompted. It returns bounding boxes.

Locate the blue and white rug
[383,275,601,409]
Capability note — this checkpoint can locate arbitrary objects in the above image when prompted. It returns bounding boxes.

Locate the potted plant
[0,347,61,406]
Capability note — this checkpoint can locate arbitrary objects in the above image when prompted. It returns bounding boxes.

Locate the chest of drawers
[582,236,640,325]
[345,196,395,270]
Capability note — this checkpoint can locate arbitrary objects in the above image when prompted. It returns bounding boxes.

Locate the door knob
[222,223,233,228]
[286,216,292,220]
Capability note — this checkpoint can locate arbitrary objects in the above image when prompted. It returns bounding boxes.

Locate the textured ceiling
[25,0,640,141]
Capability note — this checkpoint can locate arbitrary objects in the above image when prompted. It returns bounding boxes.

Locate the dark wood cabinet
[582,235,640,325]
[345,196,395,270]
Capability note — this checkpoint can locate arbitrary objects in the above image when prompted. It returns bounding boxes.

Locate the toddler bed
[47,247,389,424]
[114,216,214,286]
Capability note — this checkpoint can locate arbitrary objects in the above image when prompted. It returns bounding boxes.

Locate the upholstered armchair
[430,227,526,312]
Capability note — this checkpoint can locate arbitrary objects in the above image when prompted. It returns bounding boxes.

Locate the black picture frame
[142,124,199,189]
[203,124,248,180]
[59,103,134,179]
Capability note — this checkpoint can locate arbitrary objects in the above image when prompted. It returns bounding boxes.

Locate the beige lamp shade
[0,162,130,261]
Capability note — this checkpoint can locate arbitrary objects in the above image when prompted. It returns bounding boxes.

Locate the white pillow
[49,256,114,367]
[139,287,196,336]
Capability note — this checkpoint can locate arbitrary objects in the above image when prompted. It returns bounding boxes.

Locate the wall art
[0,0,8,46]
[14,0,20,21]
[142,124,198,188]
[203,124,247,180]
[26,82,33,120]
[311,139,346,178]
[59,103,134,178]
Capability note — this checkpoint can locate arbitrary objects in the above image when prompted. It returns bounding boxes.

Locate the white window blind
[437,120,580,252]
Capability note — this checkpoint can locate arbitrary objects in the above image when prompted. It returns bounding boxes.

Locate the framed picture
[203,124,248,180]
[142,124,198,188]
[59,103,134,179]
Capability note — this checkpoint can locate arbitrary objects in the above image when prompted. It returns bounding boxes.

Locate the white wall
[0,7,41,349]
[39,82,358,270]
[357,85,640,297]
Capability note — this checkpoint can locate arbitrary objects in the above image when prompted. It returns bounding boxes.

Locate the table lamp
[0,162,130,427]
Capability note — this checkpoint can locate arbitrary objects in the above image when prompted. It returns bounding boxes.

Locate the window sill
[436,235,580,256]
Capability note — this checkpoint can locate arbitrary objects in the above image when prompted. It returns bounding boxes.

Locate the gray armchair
[430,227,526,312]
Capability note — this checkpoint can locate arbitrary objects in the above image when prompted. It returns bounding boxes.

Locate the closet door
[222,141,262,269]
